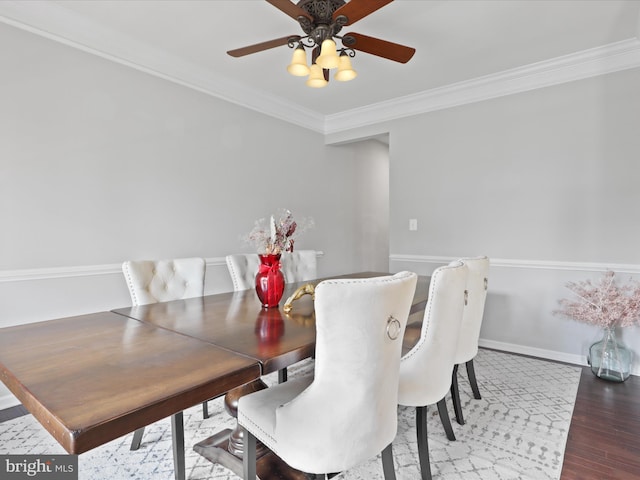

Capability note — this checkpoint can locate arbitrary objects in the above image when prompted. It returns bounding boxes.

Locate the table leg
[194,379,310,480]
[171,412,185,480]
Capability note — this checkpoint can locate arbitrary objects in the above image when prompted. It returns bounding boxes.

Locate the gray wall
[331,67,640,373]
[0,24,377,406]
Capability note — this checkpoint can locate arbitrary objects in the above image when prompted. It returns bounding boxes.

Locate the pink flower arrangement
[245,209,313,255]
[554,271,640,328]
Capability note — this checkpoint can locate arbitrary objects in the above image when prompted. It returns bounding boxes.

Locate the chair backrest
[280,250,317,283]
[122,257,205,306]
[454,256,490,363]
[225,254,261,291]
[274,271,417,473]
[225,250,318,291]
[398,261,468,407]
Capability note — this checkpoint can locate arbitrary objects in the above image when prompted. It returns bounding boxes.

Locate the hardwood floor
[560,367,640,480]
[1,364,639,479]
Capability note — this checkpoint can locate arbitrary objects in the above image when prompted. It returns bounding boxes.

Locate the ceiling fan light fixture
[228,0,415,89]
[316,38,339,70]
[335,52,357,82]
[306,64,328,88]
[287,44,310,76]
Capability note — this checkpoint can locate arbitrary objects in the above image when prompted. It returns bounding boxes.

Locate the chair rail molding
[0,258,225,283]
[390,254,640,274]
[0,252,324,283]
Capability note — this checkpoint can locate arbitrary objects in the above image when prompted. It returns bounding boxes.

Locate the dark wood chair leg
[416,406,432,480]
[278,367,288,384]
[130,427,145,450]
[243,427,257,480]
[466,359,481,399]
[381,443,397,480]
[171,412,185,480]
[436,398,456,441]
[202,401,209,419]
[450,364,465,425]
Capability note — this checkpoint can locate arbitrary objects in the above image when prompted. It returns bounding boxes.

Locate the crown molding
[1,1,639,136]
[0,1,325,133]
[324,37,640,134]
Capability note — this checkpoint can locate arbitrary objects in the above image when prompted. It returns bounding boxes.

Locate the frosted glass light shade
[316,39,339,69]
[335,54,357,82]
[306,64,328,88]
[287,46,309,76]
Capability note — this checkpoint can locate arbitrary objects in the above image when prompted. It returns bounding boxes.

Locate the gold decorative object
[283,283,316,313]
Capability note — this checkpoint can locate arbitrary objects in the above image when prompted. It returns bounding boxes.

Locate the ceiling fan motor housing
[297,0,347,45]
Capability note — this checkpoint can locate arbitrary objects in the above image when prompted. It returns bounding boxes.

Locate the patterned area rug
[0,349,580,479]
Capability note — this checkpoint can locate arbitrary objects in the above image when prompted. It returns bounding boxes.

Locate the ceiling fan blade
[333,0,393,25]
[227,35,300,57]
[266,0,313,21]
[343,32,415,63]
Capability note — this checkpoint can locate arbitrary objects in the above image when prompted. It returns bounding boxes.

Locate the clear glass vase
[589,327,632,382]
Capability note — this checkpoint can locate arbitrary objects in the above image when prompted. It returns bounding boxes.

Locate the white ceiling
[1,0,639,131]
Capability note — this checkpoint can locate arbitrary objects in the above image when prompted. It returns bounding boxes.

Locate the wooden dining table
[0,272,430,480]
[112,272,430,480]
[0,311,261,480]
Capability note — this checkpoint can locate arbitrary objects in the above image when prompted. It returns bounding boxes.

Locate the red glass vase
[255,254,285,308]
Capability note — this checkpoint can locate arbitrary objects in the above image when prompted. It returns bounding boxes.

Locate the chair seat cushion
[238,375,314,458]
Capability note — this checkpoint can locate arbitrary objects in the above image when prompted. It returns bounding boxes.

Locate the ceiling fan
[227,0,416,88]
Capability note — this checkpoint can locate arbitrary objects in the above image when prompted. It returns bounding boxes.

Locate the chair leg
[242,427,257,480]
[202,401,209,419]
[450,364,465,425]
[381,443,397,480]
[278,367,288,384]
[436,398,456,441]
[466,359,481,399]
[171,412,185,480]
[416,406,432,480]
[130,427,145,450]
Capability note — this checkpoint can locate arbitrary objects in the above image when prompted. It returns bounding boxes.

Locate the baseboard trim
[390,254,640,274]
[479,338,586,367]
[479,338,640,376]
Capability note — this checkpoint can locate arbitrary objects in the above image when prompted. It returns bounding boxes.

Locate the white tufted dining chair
[238,271,418,480]
[122,257,206,305]
[122,257,209,450]
[450,256,490,425]
[225,254,261,291]
[280,250,318,283]
[398,261,468,480]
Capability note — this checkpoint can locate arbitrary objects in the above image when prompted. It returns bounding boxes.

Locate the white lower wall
[391,254,640,376]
